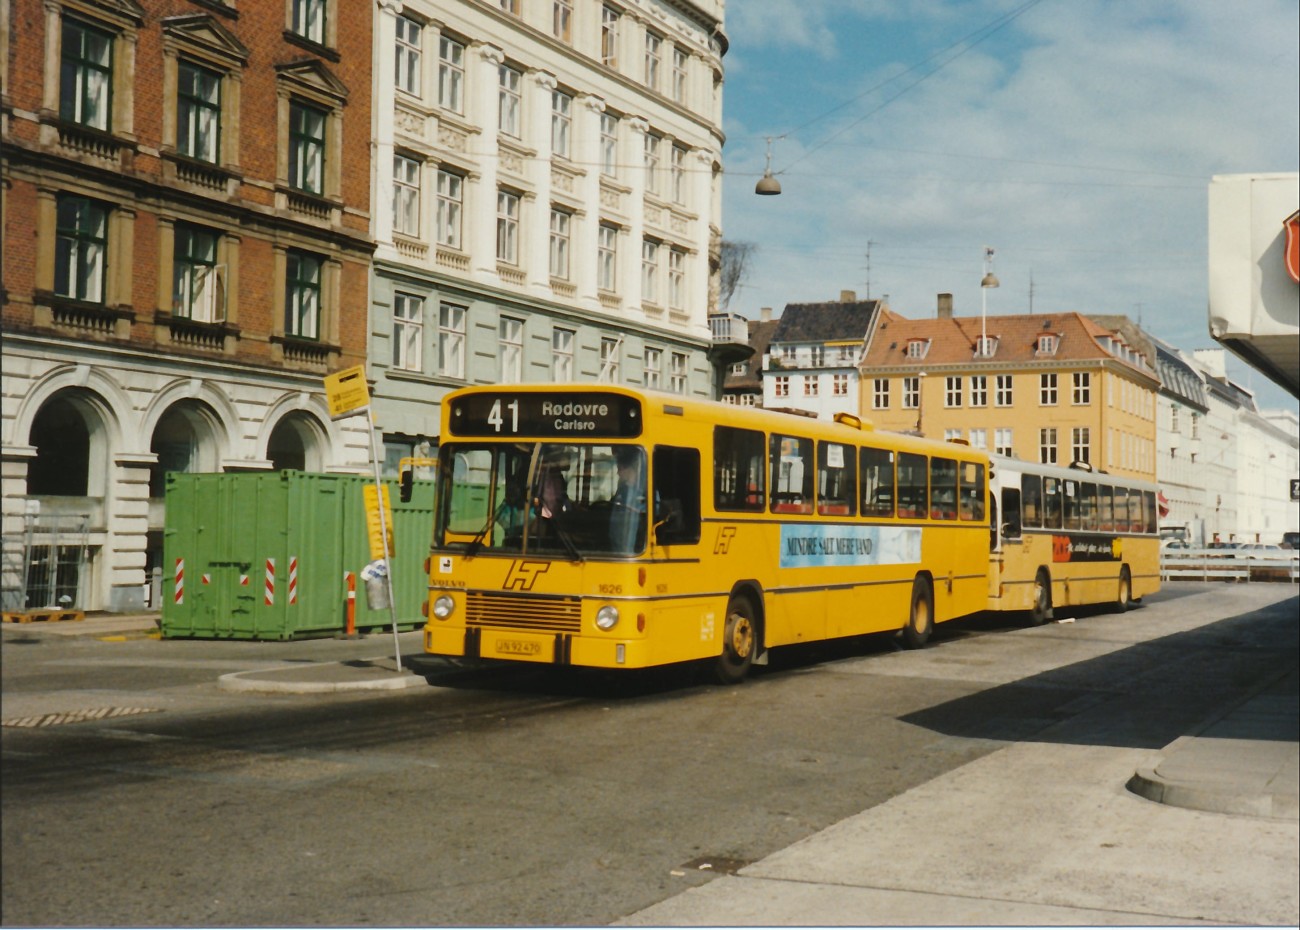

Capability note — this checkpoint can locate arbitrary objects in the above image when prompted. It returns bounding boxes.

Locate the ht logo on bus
[714,527,737,555]
[504,560,550,591]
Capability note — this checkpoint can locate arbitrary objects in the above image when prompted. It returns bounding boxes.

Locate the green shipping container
[161,471,434,640]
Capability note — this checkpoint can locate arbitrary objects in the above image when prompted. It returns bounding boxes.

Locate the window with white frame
[392,154,420,237]
[643,133,660,195]
[289,100,326,194]
[873,378,889,409]
[498,0,519,13]
[436,169,462,248]
[671,47,688,103]
[667,248,685,309]
[499,316,523,382]
[1190,412,1199,440]
[392,292,423,371]
[438,36,464,113]
[600,5,619,67]
[969,428,988,450]
[945,376,962,407]
[833,373,849,396]
[995,428,1013,456]
[1040,372,1058,405]
[670,144,686,204]
[178,60,221,163]
[498,64,521,137]
[773,376,789,397]
[903,376,919,409]
[552,0,572,42]
[496,190,520,264]
[1037,333,1058,355]
[395,15,421,96]
[974,335,997,357]
[970,374,987,407]
[55,195,108,303]
[549,209,570,279]
[810,345,824,367]
[552,327,574,379]
[1071,427,1090,464]
[641,239,660,303]
[285,249,322,339]
[1072,371,1091,405]
[438,302,466,377]
[600,336,621,381]
[600,113,618,176]
[172,222,221,321]
[644,31,661,90]
[906,339,929,359]
[670,352,687,393]
[551,89,572,158]
[995,374,1013,406]
[61,17,113,130]
[597,224,617,291]
[290,0,326,44]
[1039,427,1057,465]
[804,376,819,397]
[643,346,662,388]
[944,428,962,442]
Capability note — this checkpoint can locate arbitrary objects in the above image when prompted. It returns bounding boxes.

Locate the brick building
[2,0,374,611]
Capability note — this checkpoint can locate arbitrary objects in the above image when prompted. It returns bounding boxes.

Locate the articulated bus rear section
[987,455,1160,623]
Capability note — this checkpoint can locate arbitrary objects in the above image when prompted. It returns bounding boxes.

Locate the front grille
[465,591,582,634]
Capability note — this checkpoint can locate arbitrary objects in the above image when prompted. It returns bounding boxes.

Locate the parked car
[1237,543,1285,560]
[1160,538,1190,550]
[1282,531,1300,550]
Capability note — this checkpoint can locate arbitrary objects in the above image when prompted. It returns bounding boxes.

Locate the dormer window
[974,335,998,358]
[1036,333,1059,355]
[906,338,930,359]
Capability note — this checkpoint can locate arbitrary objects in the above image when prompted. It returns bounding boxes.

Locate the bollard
[345,571,356,636]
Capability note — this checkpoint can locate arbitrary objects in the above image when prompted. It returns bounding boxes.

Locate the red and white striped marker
[345,571,356,636]
[264,558,275,606]
[201,573,211,586]
[288,556,298,605]
[174,559,184,605]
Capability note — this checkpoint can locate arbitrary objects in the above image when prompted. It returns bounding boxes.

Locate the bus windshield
[437,441,648,558]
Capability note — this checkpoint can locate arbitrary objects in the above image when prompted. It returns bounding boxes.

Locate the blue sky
[718,0,1300,411]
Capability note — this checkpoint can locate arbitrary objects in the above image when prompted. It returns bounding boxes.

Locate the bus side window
[1097,486,1114,532]
[930,457,958,520]
[1081,482,1097,531]
[1022,474,1042,528]
[896,452,928,520]
[770,433,814,514]
[713,426,765,512]
[860,446,894,518]
[1043,477,1062,529]
[960,461,985,521]
[817,441,856,517]
[1001,487,1022,539]
[1143,491,1157,534]
[653,446,701,545]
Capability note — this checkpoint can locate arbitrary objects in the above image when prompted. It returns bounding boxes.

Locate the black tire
[1114,565,1133,613]
[1029,569,1053,625]
[902,577,934,649]
[715,596,758,684]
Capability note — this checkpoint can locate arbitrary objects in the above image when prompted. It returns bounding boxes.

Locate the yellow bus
[987,454,1160,622]
[420,385,991,682]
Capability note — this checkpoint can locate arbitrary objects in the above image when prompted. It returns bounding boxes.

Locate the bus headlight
[432,595,455,619]
[595,605,620,631]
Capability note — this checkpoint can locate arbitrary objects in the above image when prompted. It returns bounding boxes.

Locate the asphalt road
[2,583,1295,927]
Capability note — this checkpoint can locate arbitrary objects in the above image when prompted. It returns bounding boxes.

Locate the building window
[500,316,523,382]
[291,0,327,44]
[597,224,617,291]
[1073,371,1091,405]
[172,223,221,321]
[644,346,662,388]
[600,113,618,176]
[804,377,819,397]
[392,154,421,236]
[903,376,919,409]
[944,428,962,442]
[551,90,572,158]
[873,378,889,409]
[995,374,1013,406]
[61,18,113,130]
[1040,372,1058,405]
[641,239,660,303]
[945,376,962,407]
[995,428,1013,457]
[285,250,322,339]
[668,248,685,309]
[643,133,660,195]
[970,375,987,407]
[644,31,661,90]
[393,292,423,371]
[974,335,997,357]
[670,352,687,394]
[833,373,849,396]
[177,61,221,162]
[1190,412,1199,440]
[55,195,107,303]
[438,35,465,113]
[553,327,574,380]
[672,48,688,103]
[969,428,988,450]
[670,145,687,205]
[289,100,326,194]
[600,336,621,381]
[498,64,521,138]
[436,169,462,248]
[1039,427,1058,465]
[1037,333,1058,355]
[1072,427,1090,464]
[906,339,929,359]
[549,209,571,279]
[395,15,422,96]
[601,6,619,67]
[496,189,520,264]
[773,376,789,398]
[552,0,572,42]
[498,0,519,14]
[439,302,466,378]
[810,345,824,367]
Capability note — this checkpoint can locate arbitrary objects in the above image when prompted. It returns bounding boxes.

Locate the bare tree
[718,240,755,310]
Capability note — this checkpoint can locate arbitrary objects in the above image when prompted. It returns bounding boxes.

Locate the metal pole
[367,407,402,671]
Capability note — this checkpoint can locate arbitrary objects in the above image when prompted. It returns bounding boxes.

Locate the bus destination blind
[451,392,643,438]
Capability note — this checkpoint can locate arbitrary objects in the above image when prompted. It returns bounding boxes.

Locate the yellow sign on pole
[324,365,370,419]
[363,484,396,559]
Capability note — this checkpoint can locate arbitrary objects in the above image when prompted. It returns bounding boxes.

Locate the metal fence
[1160,548,1299,583]
[8,514,90,610]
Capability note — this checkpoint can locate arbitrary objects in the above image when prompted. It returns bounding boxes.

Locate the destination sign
[450,391,643,438]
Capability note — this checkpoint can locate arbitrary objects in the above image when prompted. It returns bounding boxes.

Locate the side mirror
[399,468,414,503]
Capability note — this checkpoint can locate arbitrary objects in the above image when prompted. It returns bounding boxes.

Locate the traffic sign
[324,366,370,419]
[363,484,396,559]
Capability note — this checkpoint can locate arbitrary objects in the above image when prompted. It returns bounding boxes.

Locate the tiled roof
[1150,338,1209,411]
[770,300,880,344]
[724,318,779,390]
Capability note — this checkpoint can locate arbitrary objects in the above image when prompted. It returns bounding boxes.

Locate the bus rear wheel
[1114,566,1133,613]
[715,596,757,684]
[1029,569,1053,625]
[902,577,934,649]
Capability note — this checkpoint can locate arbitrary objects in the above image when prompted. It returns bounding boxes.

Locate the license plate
[498,638,542,656]
[483,631,552,662]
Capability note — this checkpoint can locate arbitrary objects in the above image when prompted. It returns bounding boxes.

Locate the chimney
[840,290,856,303]
[760,306,772,322]
[937,293,953,319]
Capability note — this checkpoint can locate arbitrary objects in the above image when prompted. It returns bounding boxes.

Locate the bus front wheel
[902,577,934,649]
[715,596,757,684]
[1114,566,1133,613]
[1030,569,1053,625]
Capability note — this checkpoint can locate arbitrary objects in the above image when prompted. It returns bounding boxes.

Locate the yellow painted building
[858,307,1159,482]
